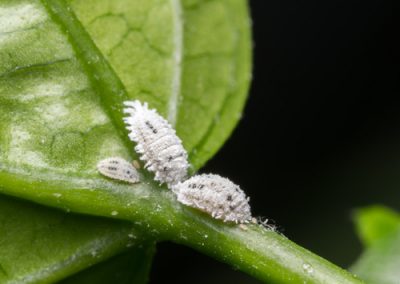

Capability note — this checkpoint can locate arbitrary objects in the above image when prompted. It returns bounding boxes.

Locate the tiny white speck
[303,263,314,275]
[239,224,248,231]
[132,160,141,169]
[52,193,62,198]
[111,211,119,216]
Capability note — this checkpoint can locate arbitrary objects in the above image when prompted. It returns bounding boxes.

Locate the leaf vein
[0,58,73,79]
[167,0,183,126]
[39,0,135,158]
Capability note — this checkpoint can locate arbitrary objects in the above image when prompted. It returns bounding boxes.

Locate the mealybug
[172,174,252,223]
[97,157,140,184]
[123,100,189,187]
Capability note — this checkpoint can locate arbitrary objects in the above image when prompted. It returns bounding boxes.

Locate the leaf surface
[68,0,252,169]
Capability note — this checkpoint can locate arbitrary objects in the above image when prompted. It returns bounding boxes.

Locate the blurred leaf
[353,205,400,247]
[60,247,155,284]
[351,227,400,284]
[351,205,400,284]
[0,0,251,282]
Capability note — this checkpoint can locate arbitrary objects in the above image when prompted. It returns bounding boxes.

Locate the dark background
[151,0,398,283]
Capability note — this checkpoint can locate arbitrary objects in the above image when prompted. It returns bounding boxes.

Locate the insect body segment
[172,174,252,224]
[123,100,189,187]
[97,157,140,184]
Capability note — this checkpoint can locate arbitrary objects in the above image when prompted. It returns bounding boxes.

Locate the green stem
[0,169,363,284]
[168,218,362,284]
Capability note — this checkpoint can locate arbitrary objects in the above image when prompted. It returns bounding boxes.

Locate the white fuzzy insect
[123,100,189,187]
[97,157,140,184]
[172,174,252,223]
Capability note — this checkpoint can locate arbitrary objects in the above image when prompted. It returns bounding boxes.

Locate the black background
[150,0,398,283]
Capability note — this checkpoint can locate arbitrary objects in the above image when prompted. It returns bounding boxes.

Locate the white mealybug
[123,100,189,187]
[172,174,252,224]
[97,157,140,184]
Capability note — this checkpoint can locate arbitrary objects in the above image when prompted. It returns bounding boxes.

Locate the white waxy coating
[123,100,189,187]
[97,157,140,184]
[172,174,252,223]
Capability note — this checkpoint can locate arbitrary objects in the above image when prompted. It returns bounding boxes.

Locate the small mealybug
[97,157,140,184]
[123,100,189,187]
[172,174,252,223]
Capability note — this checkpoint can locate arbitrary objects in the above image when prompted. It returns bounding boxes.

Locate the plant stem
[0,170,363,283]
[168,216,363,283]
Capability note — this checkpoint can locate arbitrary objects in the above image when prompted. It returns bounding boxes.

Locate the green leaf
[353,205,400,247]
[0,0,251,195]
[351,226,400,284]
[350,206,400,284]
[68,0,252,169]
[59,247,155,284]
[0,0,251,281]
[0,194,149,283]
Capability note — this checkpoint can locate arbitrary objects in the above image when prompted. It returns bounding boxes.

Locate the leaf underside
[59,246,155,284]
[0,0,251,282]
[0,194,142,283]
